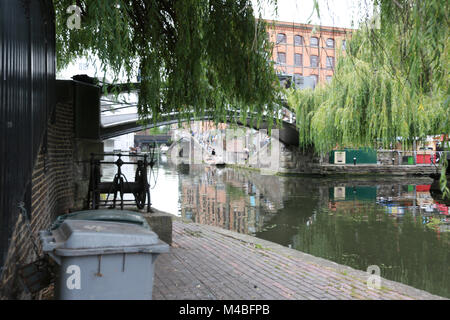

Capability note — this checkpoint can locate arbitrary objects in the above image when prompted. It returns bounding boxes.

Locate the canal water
[101,154,450,298]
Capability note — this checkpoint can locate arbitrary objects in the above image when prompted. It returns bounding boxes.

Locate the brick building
[265,20,352,88]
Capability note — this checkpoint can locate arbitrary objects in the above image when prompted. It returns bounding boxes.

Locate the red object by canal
[416,154,432,164]
[416,185,431,192]
[435,203,449,215]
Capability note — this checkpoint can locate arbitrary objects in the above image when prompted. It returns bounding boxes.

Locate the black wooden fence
[0,0,55,275]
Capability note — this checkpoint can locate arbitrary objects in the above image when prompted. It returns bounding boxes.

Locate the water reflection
[176,165,449,298]
[293,205,449,297]
[179,165,279,234]
[101,155,449,298]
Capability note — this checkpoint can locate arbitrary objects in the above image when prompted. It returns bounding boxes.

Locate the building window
[310,37,319,47]
[294,35,303,46]
[311,74,319,85]
[326,38,335,48]
[294,53,303,66]
[326,75,332,83]
[277,52,286,64]
[310,55,318,68]
[326,56,334,69]
[277,33,286,44]
[342,40,346,50]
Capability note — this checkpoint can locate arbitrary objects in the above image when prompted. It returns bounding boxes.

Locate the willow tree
[54,0,281,127]
[288,0,449,193]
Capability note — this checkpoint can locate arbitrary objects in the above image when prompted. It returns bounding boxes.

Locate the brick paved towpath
[153,218,446,300]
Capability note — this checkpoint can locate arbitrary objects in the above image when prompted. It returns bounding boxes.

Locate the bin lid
[41,220,169,256]
[51,209,151,230]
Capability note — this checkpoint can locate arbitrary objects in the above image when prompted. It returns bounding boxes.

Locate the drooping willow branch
[54,0,282,130]
[288,0,448,152]
[287,0,449,196]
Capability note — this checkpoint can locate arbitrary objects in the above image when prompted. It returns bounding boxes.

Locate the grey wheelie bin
[40,219,169,300]
[50,209,152,230]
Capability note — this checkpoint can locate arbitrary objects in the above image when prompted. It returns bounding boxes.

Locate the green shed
[329,148,377,164]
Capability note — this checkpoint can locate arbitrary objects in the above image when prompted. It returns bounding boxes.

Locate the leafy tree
[55,0,281,128]
[287,0,449,195]
[289,0,448,151]
[55,1,449,194]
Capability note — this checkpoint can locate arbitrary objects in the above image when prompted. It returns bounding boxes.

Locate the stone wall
[246,141,322,175]
[243,141,438,177]
[72,139,104,210]
[0,101,74,299]
[278,145,322,174]
[318,164,437,176]
[378,150,402,165]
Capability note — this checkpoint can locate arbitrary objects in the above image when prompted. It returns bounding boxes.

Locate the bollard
[353,157,357,165]
[392,157,395,165]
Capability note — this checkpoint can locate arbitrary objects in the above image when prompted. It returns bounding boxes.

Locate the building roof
[263,19,354,35]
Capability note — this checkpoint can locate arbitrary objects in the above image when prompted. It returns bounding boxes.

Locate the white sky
[252,0,374,29]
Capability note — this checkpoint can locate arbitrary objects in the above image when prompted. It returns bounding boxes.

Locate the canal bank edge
[200,223,446,300]
[155,208,446,300]
[228,163,438,178]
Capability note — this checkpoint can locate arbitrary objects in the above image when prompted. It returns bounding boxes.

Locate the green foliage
[287,0,449,154]
[54,0,281,128]
[148,126,169,135]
